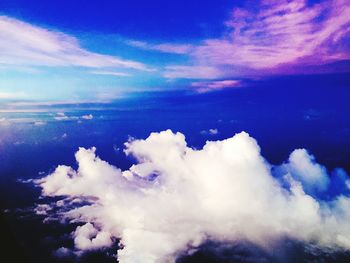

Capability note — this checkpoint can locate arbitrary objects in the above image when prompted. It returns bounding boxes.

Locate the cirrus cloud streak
[0,16,150,71]
[164,0,350,79]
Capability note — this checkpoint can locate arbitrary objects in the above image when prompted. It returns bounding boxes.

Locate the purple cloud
[165,0,350,79]
[191,80,241,93]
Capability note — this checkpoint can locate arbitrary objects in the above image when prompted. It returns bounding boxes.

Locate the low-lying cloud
[36,130,350,262]
[53,112,94,121]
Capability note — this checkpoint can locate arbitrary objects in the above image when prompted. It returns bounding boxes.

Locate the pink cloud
[191,80,241,93]
[165,0,350,79]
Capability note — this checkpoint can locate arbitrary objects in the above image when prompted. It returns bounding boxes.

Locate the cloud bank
[36,130,350,262]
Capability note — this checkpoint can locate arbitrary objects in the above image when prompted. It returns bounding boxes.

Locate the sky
[0,0,349,103]
[1,1,350,263]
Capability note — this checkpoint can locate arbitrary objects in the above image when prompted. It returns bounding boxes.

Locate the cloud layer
[36,130,350,262]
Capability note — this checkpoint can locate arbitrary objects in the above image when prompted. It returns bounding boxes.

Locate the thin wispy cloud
[54,112,76,121]
[0,16,150,71]
[5,100,110,107]
[191,80,241,93]
[200,128,219,135]
[164,0,350,79]
[127,40,193,54]
[1,0,348,98]
[163,65,223,79]
[90,70,131,77]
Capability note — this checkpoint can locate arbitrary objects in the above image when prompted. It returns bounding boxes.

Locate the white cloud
[209,128,219,135]
[54,112,82,121]
[74,222,113,251]
[81,114,93,120]
[0,91,26,99]
[36,130,350,262]
[0,16,150,71]
[53,112,94,121]
[54,112,75,121]
[276,149,330,193]
[34,121,46,126]
[34,204,52,215]
[200,128,219,135]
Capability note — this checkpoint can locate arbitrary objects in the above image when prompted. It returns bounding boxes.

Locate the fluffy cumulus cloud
[0,16,149,71]
[164,0,350,79]
[275,149,330,194]
[36,130,350,262]
[74,222,113,251]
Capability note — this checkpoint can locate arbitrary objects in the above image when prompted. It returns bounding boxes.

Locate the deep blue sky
[0,0,233,39]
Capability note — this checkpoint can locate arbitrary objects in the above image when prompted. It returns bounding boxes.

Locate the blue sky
[0,0,350,103]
